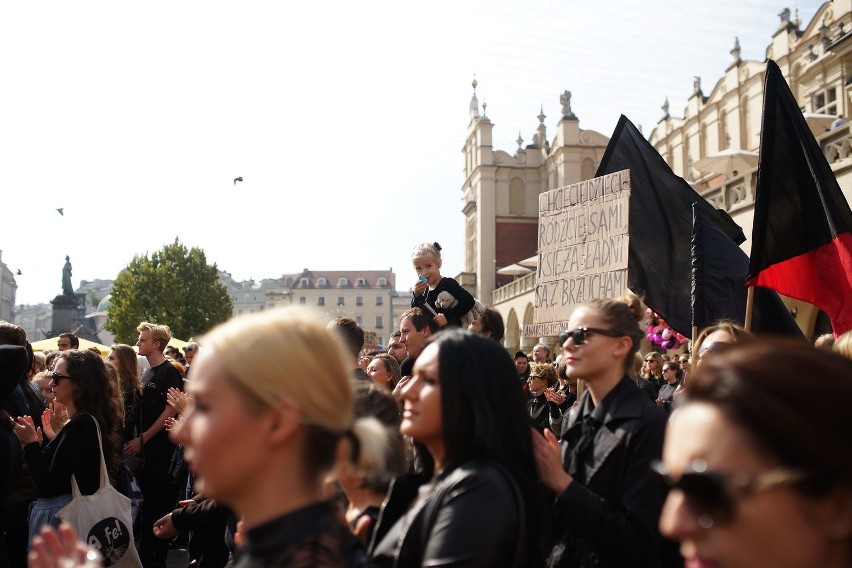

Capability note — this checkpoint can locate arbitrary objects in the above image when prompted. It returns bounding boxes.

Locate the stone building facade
[460,82,609,352]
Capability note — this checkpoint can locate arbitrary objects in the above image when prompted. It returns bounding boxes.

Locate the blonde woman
[173,307,390,567]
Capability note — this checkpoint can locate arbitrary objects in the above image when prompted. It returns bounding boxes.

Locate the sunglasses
[698,341,734,357]
[50,372,73,385]
[562,327,624,346]
[650,459,810,528]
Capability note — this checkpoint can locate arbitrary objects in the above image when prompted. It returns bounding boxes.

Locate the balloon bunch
[644,309,688,351]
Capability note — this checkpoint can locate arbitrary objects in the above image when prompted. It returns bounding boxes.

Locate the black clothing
[170,496,232,568]
[137,361,182,568]
[527,393,562,433]
[120,387,142,446]
[548,377,667,568]
[400,357,414,378]
[1,345,28,568]
[411,277,476,328]
[634,376,658,402]
[371,462,525,567]
[138,361,181,454]
[233,501,367,568]
[24,414,101,498]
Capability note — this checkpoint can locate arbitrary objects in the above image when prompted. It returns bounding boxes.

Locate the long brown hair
[110,344,141,393]
[60,350,123,475]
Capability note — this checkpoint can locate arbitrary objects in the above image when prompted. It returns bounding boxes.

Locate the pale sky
[1,1,824,306]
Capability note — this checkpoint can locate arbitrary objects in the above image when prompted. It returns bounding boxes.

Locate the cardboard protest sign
[524,170,631,337]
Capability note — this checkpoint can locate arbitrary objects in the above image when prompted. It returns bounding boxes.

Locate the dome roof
[96,294,112,313]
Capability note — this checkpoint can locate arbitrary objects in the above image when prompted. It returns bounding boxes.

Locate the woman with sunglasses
[692,320,753,370]
[642,351,665,393]
[12,349,123,547]
[657,339,852,568]
[655,362,682,413]
[370,329,543,567]
[533,298,671,567]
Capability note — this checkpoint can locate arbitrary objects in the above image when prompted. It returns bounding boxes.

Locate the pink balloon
[647,333,655,342]
[661,329,672,340]
[653,333,663,344]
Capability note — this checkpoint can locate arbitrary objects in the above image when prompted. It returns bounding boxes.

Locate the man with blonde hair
[129,321,181,568]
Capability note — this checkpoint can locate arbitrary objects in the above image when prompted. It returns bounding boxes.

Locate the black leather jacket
[370,461,530,567]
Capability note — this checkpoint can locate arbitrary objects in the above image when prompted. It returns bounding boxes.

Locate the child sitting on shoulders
[410,242,476,328]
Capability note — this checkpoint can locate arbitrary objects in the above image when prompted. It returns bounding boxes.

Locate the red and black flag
[747,60,852,336]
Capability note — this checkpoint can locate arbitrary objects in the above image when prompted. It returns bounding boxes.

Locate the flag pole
[744,286,755,331]
[690,325,697,370]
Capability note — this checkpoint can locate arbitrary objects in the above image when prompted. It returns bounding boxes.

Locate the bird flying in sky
[233,176,243,185]
[56,208,64,216]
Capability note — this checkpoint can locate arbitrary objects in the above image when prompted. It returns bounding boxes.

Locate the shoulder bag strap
[69,414,109,497]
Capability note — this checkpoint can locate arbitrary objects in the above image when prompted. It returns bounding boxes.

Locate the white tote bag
[57,415,142,567]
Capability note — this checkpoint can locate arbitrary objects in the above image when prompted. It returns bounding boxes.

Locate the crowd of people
[2,243,852,568]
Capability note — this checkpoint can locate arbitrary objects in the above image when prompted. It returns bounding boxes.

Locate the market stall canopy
[31,337,111,355]
[518,256,538,268]
[693,149,759,176]
[496,263,533,276]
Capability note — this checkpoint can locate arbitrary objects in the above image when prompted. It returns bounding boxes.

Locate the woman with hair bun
[533,298,670,567]
[658,339,852,567]
[173,307,389,567]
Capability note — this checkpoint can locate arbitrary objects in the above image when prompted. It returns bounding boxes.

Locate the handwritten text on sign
[524,170,631,338]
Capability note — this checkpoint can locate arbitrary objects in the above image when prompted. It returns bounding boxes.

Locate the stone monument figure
[560,90,578,120]
[62,256,73,296]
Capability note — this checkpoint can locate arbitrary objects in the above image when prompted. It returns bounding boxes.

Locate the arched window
[338,277,349,286]
[317,277,327,287]
[356,278,366,287]
[299,278,309,287]
[377,277,388,287]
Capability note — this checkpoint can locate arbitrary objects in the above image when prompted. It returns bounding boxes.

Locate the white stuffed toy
[435,291,487,328]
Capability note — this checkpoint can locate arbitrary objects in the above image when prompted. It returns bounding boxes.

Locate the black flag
[595,115,746,335]
[691,204,802,336]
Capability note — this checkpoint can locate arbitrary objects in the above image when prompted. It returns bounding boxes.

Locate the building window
[317,277,327,287]
[299,278,309,286]
[378,336,384,347]
[376,316,383,329]
[377,277,388,286]
[299,297,306,305]
[318,297,325,306]
[814,87,838,116]
[337,297,344,306]
[338,277,349,286]
[356,315,363,326]
[356,296,363,306]
[356,278,366,287]
[376,296,383,306]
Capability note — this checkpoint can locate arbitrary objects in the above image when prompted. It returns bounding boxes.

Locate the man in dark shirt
[125,321,181,568]
[327,317,370,381]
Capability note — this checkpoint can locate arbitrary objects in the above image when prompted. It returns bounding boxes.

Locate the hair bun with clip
[433,242,442,251]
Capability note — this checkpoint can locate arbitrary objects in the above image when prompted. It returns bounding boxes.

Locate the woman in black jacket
[532,297,670,567]
[370,330,543,567]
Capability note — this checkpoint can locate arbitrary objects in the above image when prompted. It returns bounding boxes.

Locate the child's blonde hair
[412,242,442,266]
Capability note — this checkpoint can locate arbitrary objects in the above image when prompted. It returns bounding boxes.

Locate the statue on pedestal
[62,256,73,296]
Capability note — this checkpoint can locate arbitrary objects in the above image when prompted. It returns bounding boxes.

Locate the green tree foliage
[106,239,233,344]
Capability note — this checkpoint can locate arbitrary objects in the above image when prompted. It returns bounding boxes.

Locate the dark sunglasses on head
[650,459,810,529]
[562,327,623,346]
[698,341,734,357]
